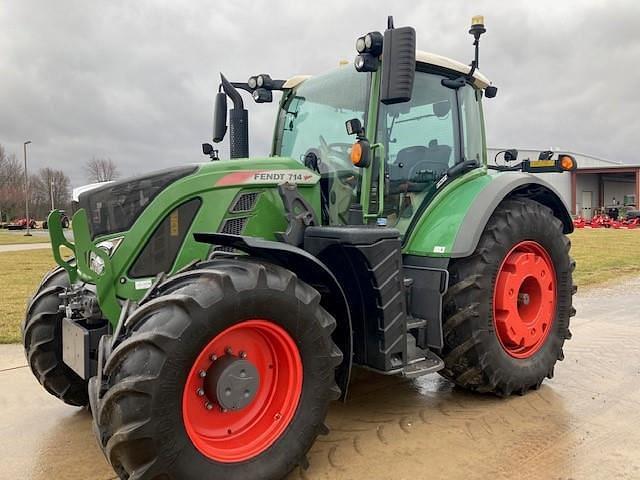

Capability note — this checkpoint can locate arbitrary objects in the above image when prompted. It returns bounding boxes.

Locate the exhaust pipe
[219,74,249,159]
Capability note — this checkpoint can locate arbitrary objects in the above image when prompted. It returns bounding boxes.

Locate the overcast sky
[1,0,639,187]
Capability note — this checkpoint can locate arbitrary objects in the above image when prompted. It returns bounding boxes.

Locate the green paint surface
[403,169,492,257]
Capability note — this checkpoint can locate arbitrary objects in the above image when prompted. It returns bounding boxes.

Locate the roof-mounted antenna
[468,15,486,78]
[387,16,394,29]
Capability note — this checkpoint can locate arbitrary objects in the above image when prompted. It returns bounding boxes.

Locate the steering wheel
[318,135,358,186]
[319,135,353,162]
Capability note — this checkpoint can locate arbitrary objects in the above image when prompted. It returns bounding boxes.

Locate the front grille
[210,216,248,255]
[230,192,260,213]
[220,217,248,235]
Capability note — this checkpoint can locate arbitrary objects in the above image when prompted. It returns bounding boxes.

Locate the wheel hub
[203,354,260,411]
[182,320,303,463]
[493,241,557,359]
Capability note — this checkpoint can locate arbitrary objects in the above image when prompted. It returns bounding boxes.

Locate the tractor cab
[213,18,494,236]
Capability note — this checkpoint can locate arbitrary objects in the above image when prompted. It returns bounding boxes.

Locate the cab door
[372,69,485,234]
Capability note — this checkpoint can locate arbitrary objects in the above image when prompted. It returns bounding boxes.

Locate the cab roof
[282,50,491,90]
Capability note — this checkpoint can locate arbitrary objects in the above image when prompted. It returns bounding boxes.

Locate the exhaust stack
[217,74,249,159]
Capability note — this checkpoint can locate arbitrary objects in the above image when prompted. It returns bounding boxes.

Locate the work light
[252,88,272,103]
[364,31,383,56]
[356,31,383,56]
[256,74,273,89]
[354,53,379,72]
[247,76,258,89]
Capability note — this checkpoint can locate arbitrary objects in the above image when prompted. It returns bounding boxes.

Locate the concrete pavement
[1,277,640,480]
[0,243,51,252]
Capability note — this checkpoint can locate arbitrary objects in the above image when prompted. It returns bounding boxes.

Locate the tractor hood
[78,165,199,239]
[77,158,320,239]
[49,156,321,323]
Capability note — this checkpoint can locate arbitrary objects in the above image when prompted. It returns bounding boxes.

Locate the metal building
[488,148,639,219]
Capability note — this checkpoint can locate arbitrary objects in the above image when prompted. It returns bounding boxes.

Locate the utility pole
[23,140,32,236]
[50,178,55,211]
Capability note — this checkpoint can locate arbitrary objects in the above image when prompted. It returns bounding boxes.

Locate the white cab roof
[284,50,491,90]
[416,50,490,88]
[72,181,114,202]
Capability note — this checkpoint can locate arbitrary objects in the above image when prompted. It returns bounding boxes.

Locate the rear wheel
[91,259,342,480]
[440,198,576,396]
[22,266,90,406]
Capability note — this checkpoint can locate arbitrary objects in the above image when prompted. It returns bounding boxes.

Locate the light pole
[23,140,32,236]
[50,179,55,211]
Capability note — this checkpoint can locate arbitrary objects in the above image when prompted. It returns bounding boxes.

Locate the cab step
[402,350,444,378]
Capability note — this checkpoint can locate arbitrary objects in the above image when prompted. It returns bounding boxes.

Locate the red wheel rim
[493,241,557,359]
[182,320,303,462]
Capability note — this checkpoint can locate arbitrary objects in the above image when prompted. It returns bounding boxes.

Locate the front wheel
[22,266,90,406]
[440,198,576,396]
[91,259,342,480]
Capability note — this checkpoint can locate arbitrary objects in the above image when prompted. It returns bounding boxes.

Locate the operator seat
[390,140,452,192]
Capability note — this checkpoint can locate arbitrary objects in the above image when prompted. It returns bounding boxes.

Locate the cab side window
[459,86,484,163]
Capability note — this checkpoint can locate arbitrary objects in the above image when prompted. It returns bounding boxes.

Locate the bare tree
[0,144,25,221]
[30,168,71,218]
[85,157,120,183]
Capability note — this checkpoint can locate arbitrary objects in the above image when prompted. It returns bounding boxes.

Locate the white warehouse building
[488,148,639,219]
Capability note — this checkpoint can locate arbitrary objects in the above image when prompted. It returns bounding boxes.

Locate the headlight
[89,238,123,275]
[89,251,106,275]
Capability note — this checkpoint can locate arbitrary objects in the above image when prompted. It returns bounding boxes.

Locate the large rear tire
[91,259,342,480]
[22,266,90,406]
[440,198,576,396]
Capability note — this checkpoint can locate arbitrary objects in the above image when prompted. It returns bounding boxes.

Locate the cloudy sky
[1,0,639,187]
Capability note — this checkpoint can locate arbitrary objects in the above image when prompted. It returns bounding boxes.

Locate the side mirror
[213,92,227,143]
[202,143,214,155]
[380,26,416,105]
[345,118,363,136]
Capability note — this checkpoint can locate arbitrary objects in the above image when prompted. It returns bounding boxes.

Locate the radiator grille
[210,216,248,255]
[230,192,260,213]
[220,216,248,235]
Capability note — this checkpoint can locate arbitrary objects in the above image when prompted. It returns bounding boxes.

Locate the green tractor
[23,16,576,480]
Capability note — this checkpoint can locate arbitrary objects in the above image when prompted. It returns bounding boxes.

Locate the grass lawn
[0,247,70,343]
[0,229,638,343]
[569,228,640,287]
[0,231,51,245]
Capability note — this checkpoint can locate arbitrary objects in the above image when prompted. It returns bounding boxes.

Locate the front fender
[193,233,354,400]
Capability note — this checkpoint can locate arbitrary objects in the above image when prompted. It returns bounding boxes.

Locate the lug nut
[225,347,233,355]
[205,402,213,410]
[220,406,228,413]
[197,388,205,397]
[239,351,247,359]
[199,370,207,378]
[210,354,218,362]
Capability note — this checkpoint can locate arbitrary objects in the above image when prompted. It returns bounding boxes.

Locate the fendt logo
[252,171,315,183]
[216,170,320,187]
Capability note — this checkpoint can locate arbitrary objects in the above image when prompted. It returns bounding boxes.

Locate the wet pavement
[1,277,639,480]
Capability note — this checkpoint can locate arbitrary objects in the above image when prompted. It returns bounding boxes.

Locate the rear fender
[403,171,572,259]
[194,233,354,400]
[450,173,573,258]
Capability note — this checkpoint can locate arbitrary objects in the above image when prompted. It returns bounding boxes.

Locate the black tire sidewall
[129,279,335,479]
[471,200,572,387]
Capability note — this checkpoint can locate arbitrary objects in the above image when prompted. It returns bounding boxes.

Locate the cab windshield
[273,67,370,224]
